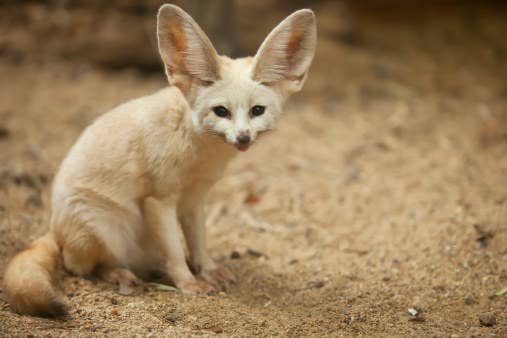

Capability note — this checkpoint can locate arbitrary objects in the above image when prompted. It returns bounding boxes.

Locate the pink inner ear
[165,21,187,73]
[286,30,304,58]
[168,23,187,52]
[286,27,308,73]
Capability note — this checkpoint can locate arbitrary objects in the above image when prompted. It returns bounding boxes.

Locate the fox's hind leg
[62,231,140,287]
[54,188,146,282]
[61,232,103,277]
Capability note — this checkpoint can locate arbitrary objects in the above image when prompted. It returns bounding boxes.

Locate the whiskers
[200,126,228,143]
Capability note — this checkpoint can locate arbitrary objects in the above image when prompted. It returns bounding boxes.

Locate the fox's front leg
[144,197,214,294]
[178,185,236,290]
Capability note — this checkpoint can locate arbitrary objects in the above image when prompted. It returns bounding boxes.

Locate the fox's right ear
[251,9,317,97]
[157,5,220,95]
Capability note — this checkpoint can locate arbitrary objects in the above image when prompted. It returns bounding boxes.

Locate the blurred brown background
[1,1,507,336]
[2,1,507,110]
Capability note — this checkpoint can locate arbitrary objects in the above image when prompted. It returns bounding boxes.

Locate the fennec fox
[3,4,316,316]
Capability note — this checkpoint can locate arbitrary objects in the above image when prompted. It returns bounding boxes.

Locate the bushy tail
[2,233,68,317]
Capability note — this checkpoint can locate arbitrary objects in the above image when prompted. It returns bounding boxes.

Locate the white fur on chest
[149,133,236,199]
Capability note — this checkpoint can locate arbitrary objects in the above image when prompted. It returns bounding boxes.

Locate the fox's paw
[200,265,236,291]
[100,267,140,287]
[178,279,216,295]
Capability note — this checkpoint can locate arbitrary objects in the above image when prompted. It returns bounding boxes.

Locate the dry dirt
[1,2,507,337]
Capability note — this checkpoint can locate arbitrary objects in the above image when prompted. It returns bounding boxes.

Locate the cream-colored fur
[2,4,316,316]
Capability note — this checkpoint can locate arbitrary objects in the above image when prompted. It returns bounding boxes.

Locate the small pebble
[408,307,425,322]
[474,224,494,248]
[230,250,241,259]
[0,127,10,139]
[164,313,177,324]
[478,313,496,327]
[206,325,223,334]
[244,191,261,204]
[408,308,418,317]
[247,248,264,258]
[465,296,475,305]
[307,280,325,289]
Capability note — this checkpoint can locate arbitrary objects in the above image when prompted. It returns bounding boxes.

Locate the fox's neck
[142,91,237,196]
[182,110,236,161]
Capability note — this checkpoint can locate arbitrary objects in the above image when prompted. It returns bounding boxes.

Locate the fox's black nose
[236,134,251,144]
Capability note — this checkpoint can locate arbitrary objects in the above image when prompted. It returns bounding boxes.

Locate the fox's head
[157,5,316,151]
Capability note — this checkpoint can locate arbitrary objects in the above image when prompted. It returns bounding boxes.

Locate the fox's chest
[150,143,236,199]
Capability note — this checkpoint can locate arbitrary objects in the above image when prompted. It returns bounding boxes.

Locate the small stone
[408,307,426,322]
[408,308,419,317]
[382,276,391,282]
[244,191,261,204]
[247,248,264,258]
[478,313,496,327]
[230,250,241,259]
[314,280,325,288]
[110,297,118,305]
[164,313,177,324]
[465,296,475,305]
[205,325,223,333]
[307,280,325,289]
[0,127,10,139]
[474,224,494,248]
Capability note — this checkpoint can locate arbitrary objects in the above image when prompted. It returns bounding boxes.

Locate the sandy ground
[1,2,507,337]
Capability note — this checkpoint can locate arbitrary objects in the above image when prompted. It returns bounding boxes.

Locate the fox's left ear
[251,9,317,96]
[157,5,220,97]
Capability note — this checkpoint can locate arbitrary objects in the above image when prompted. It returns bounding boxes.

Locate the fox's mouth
[234,142,250,152]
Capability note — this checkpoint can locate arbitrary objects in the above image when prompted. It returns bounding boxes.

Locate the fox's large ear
[157,5,220,93]
[251,9,316,96]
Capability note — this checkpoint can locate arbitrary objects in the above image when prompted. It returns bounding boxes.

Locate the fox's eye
[251,105,265,117]
[213,106,230,118]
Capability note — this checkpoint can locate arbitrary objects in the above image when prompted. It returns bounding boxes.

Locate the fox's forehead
[207,56,278,107]
[218,56,254,81]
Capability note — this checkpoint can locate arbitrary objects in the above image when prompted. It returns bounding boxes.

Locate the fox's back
[52,87,190,205]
